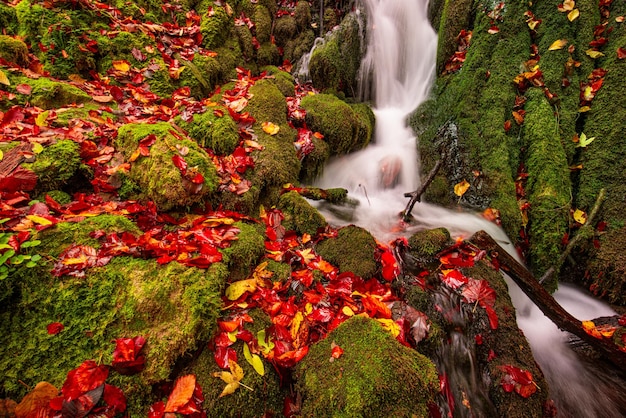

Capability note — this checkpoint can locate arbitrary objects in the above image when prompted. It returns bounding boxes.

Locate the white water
[307,0,625,416]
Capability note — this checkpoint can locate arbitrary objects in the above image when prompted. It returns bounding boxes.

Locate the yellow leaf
[112,60,131,73]
[0,150,3,162]
[227,330,238,342]
[582,85,594,101]
[0,69,9,86]
[573,209,587,224]
[376,318,401,338]
[616,16,625,23]
[578,106,591,112]
[225,278,257,300]
[262,121,280,135]
[297,248,315,264]
[212,360,246,398]
[585,49,605,59]
[32,142,44,154]
[576,132,595,148]
[62,255,88,265]
[454,179,470,197]
[548,39,568,50]
[567,9,579,21]
[342,306,355,316]
[290,311,304,340]
[560,0,575,11]
[257,329,274,355]
[26,215,53,226]
[35,110,49,127]
[243,343,265,376]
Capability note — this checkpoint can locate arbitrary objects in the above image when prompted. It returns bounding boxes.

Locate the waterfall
[310,0,626,416]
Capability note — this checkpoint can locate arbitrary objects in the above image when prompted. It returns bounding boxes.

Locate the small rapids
[301,0,626,416]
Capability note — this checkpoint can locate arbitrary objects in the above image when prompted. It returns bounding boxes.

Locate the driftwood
[0,142,32,177]
[470,230,626,372]
[402,159,442,222]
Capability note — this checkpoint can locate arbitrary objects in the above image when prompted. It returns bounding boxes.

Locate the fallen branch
[401,159,442,222]
[539,188,606,284]
[470,230,626,372]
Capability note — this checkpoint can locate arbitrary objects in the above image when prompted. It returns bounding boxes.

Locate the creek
[302,0,626,416]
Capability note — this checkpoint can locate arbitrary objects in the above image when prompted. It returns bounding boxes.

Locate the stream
[303,0,626,416]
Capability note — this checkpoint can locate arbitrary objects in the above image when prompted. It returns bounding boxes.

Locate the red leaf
[111,336,146,375]
[0,167,38,192]
[441,269,469,289]
[214,346,237,369]
[172,155,187,174]
[0,106,25,128]
[189,172,204,184]
[164,375,196,412]
[462,278,496,309]
[61,360,109,400]
[16,84,32,95]
[331,344,344,359]
[380,248,399,281]
[103,384,127,414]
[618,47,626,60]
[47,322,64,335]
[499,365,537,398]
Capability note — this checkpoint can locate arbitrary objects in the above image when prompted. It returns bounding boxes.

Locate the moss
[178,108,239,155]
[53,103,118,127]
[0,35,29,66]
[315,225,377,279]
[144,58,176,97]
[215,38,246,80]
[523,89,571,279]
[300,135,330,182]
[191,309,283,417]
[28,78,92,110]
[220,221,266,280]
[38,190,72,205]
[253,5,272,44]
[24,140,81,192]
[116,122,219,211]
[200,5,233,50]
[294,1,312,32]
[180,54,224,99]
[245,79,288,124]
[283,29,315,65]
[408,228,451,258]
[301,93,372,156]
[0,3,17,35]
[435,0,473,74]
[256,42,281,67]
[323,7,338,31]
[261,65,296,97]
[235,24,254,62]
[263,258,291,282]
[96,30,158,72]
[274,15,297,47]
[295,316,438,417]
[15,0,52,39]
[278,191,327,236]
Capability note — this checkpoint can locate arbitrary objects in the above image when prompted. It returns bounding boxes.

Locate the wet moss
[278,191,327,236]
[115,122,219,211]
[38,190,72,205]
[256,42,281,67]
[408,227,451,258]
[53,103,118,127]
[435,0,473,74]
[315,225,377,279]
[181,54,224,98]
[274,15,297,47]
[24,139,81,192]
[0,35,28,66]
[235,24,255,62]
[261,65,296,97]
[28,78,92,110]
[300,135,330,182]
[294,1,312,32]
[283,29,315,65]
[295,316,438,417]
[0,3,17,35]
[200,5,233,50]
[253,5,272,44]
[220,221,266,280]
[301,93,372,156]
[96,31,158,72]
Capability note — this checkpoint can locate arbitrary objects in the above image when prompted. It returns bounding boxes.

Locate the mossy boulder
[294,1,312,32]
[274,15,297,47]
[0,3,18,35]
[300,134,331,182]
[256,42,281,67]
[295,316,438,417]
[23,139,82,192]
[220,221,266,280]
[28,78,92,110]
[177,107,239,155]
[115,122,219,211]
[301,93,374,156]
[0,215,228,415]
[315,225,377,279]
[200,5,233,50]
[0,35,28,66]
[309,12,363,96]
[278,191,327,236]
[262,65,296,97]
[283,29,315,65]
[253,5,272,44]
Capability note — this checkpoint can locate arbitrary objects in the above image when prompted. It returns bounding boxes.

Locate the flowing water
[305,0,626,416]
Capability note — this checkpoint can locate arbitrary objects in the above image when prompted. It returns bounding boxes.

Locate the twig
[401,159,442,221]
[539,188,606,284]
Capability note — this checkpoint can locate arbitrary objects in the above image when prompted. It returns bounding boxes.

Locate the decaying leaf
[586,49,605,59]
[225,278,258,300]
[14,382,58,418]
[567,9,579,21]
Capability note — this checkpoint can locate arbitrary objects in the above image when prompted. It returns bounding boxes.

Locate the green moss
[300,135,330,182]
[116,122,218,211]
[201,6,233,50]
[283,29,315,65]
[253,5,272,44]
[315,225,377,279]
[408,228,451,258]
[435,0,473,74]
[96,30,158,72]
[178,108,239,155]
[220,221,265,280]
[235,24,255,61]
[38,190,72,205]
[263,258,291,282]
[294,1,312,32]
[215,39,246,80]
[274,15,297,47]
[261,65,296,97]
[0,3,17,35]
[278,191,326,235]
[0,35,28,66]
[295,316,438,417]
[53,103,118,127]
[256,42,281,67]
[523,89,571,279]
[301,93,373,156]
[180,54,224,99]
[24,140,81,192]
[144,58,175,97]
[15,0,51,39]
[246,79,288,124]
[28,78,92,110]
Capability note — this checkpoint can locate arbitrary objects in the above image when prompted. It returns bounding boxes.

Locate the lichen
[295,316,438,418]
[315,225,378,279]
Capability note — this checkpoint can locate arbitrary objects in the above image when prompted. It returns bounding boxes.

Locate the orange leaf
[165,375,196,412]
[112,60,131,73]
[15,382,58,417]
[454,179,470,197]
[262,121,280,135]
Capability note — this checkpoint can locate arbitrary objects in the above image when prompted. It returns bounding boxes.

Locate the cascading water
[305,0,626,416]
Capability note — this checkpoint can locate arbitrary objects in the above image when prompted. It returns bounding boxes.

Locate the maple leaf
[499,365,537,398]
[164,375,196,412]
[462,278,496,308]
[213,360,249,397]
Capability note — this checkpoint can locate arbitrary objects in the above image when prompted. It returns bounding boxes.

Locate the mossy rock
[309,13,362,96]
[408,227,451,258]
[294,1,312,32]
[23,139,81,192]
[0,215,228,414]
[235,24,255,61]
[0,35,28,66]
[187,309,284,417]
[180,54,224,99]
[301,93,373,156]
[143,58,176,98]
[115,122,219,211]
[177,107,239,155]
[300,134,330,182]
[295,316,438,417]
[256,42,281,67]
[52,103,118,127]
[95,30,158,72]
[278,191,327,236]
[315,225,377,279]
[220,221,266,280]
[283,29,315,65]
[28,78,92,110]
[274,15,297,47]
[253,5,272,44]
[0,4,18,35]
[200,5,233,50]
[261,65,296,97]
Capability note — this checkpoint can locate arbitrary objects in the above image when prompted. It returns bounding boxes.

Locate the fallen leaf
[243,343,265,376]
[112,60,131,73]
[16,84,32,95]
[15,381,58,418]
[213,360,245,398]
[567,9,579,21]
[586,49,605,59]
[500,365,537,398]
[330,341,344,360]
[548,39,568,50]
[0,69,9,86]
[454,179,470,197]
[47,322,64,335]
[225,278,257,300]
[35,110,49,127]
[262,121,280,135]
[164,375,196,412]
[488,26,500,34]
[573,209,587,224]
[558,0,575,12]
[617,47,626,59]
[576,132,595,148]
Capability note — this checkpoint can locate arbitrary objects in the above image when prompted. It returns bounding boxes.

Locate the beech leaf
[213,360,246,398]
[243,343,265,376]
[454,179,470,197]
[548,39,568,50]
[262,121,280,135]
[14,381,58,417]
[225,278,258,300]
[567,9,579,21]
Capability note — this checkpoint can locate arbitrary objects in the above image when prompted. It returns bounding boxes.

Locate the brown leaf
[15,382,58,418]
